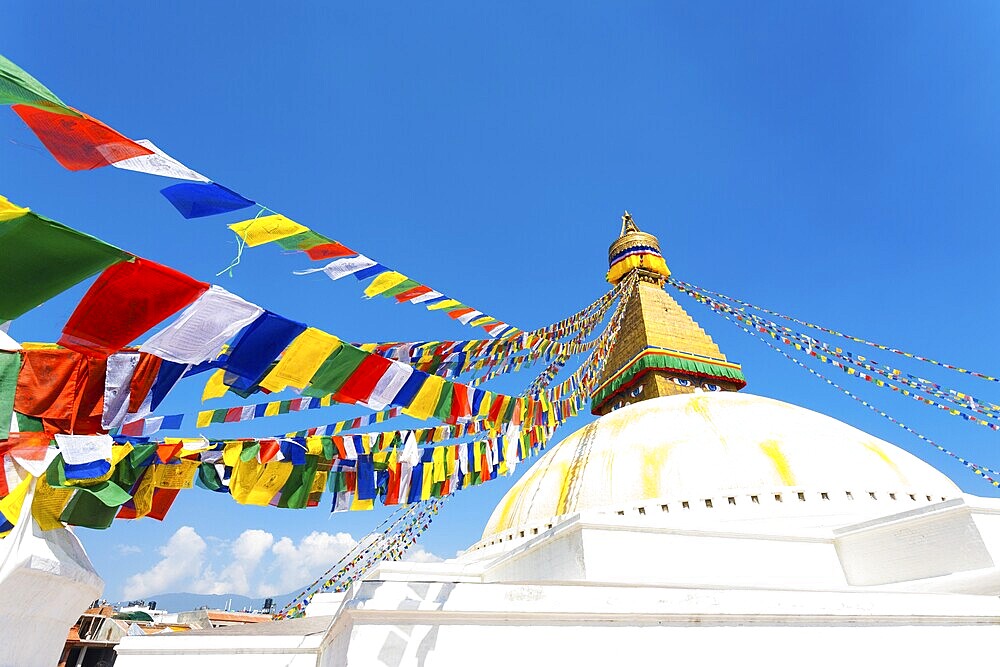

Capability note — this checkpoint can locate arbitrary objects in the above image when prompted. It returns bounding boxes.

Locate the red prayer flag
[334,353,392,405]
[304,242,357,261]
[395,285,432,303]
[14,348,107,433]
[128,353,162,414]
[450,383,472,423]
[147,487,180,521]
[59,258,209,357]
[12,104,153,171]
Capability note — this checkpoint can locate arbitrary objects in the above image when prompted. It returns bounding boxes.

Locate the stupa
[116,215,1000,667]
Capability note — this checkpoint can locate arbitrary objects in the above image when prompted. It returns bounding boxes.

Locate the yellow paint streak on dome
[685,394,713,420]
[555,457,576,516]
[863,441,907,484]
[640,443,672,499]
[759,439,796,486]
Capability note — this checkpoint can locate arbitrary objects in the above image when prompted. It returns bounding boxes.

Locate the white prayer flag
[140,285,264,364]
[364,360,413,410]
[294,255,377,281]
[111,139,211,182]
[54,434,113,465]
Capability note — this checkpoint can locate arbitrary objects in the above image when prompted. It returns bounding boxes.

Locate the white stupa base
[0,502,103,667]
[117,496,1000,666]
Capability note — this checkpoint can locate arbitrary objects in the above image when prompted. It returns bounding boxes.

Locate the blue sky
[4,2,1000,604]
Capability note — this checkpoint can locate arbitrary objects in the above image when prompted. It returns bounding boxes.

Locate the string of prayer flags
[673,278,1000,384]
[0,204,131,322]
[12,104,152,171]
[111,139,211,182]
[59,258,209,357]
[160,182,255,219]
[681,287,1000,488]
[0,54,77,114]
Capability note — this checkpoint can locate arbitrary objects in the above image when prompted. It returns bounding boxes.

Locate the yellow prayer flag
[306,436,324,456]
[32,477,73,531]
[426,299,461,311]
[259,328,341,392]
[421,465,435,500]
[152,460,201,489]
[364,271,408,298]
[131,471,156,519]
[402,374,446,420]
[350,496,375,511]
[0,195,29,222]
[0,475,32,525]
[196,410,213,429]
[202,369,229,402]
[264,401,282,417]
[310,471,328,494]
[228,214,309,247]
[230,459,294,505]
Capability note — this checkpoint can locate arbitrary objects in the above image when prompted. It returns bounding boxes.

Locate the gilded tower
[590,212,746,415]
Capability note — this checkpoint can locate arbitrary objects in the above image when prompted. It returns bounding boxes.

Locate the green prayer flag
[197,462,223,491]
[0,352,21,439]
[112,444,158,490]
[0,54,77,114]
[274,230,332,251]
[382,279,421,299]
[59,482,131,529]
[278,455,319,509]
[0,212,130,321]
[14,411,43,433]
[303,344,368,398]
[240,442,261,462]
[432,384,454,421]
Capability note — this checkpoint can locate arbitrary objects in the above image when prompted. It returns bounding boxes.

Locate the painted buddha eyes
[672,377,721,391]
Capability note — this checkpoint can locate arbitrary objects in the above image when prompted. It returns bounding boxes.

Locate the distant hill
[117,591,296,614]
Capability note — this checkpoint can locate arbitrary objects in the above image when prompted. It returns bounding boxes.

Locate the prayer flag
[402,374,446,421]
[0,210,130,321]
[160,182,255,219]
[223,311,307,390]
[111,139,210,182]
[139,285,263,364]
[363,271,408,298]
[259,328,341,393]
[229,214,309,247]
[294,254,376,281]
[0,54,75,113]
[365,360,413,410]
[59,257,209,357]
[334,353,392,405]
[303,344,368,398]
[12,104,153,170]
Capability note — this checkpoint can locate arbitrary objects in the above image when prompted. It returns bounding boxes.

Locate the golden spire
[593,211,745,415]
[606,211,670,285]
[620,210,639,236]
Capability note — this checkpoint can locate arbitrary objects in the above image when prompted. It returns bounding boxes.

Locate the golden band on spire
[606,210,670,285]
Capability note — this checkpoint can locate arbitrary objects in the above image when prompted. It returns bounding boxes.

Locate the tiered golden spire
[592,212,746,415]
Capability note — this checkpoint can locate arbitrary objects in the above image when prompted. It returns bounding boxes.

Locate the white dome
[484,392,961,538]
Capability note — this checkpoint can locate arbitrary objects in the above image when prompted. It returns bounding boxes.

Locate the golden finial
[620,210,639,237]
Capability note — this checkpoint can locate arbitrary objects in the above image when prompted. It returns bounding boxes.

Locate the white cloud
[123,526,206,598]
[121,526,447,600]
[404,547,445,564]
[116,544,142,556]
